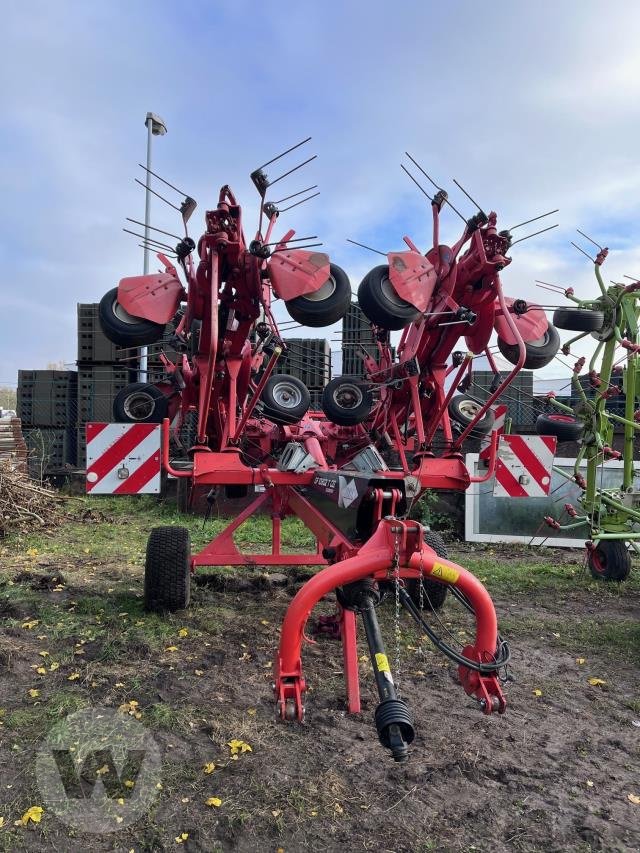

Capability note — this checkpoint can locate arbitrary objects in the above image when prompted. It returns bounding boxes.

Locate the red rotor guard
[274,518,506,721]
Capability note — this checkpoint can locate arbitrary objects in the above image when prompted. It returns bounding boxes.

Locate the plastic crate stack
[279,338,331,409]
[16,370,78,476]
[471,370,539,428]
[341,303,375,377]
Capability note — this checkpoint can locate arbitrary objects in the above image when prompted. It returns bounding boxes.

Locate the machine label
[493,434,556,498]
[431,562,459,584]
[375,653,390,673]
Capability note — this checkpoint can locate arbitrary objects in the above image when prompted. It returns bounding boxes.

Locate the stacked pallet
[341,303,376,377]
[279,338,331,408]
[0,417,28,474]
[17,371,78,476]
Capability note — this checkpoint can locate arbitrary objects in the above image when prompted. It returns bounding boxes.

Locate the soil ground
[0,495,638,852]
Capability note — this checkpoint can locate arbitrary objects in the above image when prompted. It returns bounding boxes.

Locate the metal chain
[392,526,402,695]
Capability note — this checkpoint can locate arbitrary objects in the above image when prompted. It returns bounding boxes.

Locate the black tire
[284,264,352,327]
[260,374,310,425]
[406,531,449,611]
[357,265,421,330]
[553,307,604,332]
[144,527,191,612]
[448,395,495,434]
[588,540,631,582]
[535,412,584,441]
[113,382,169,424]
[98,287,165,347]
[321,377,374,426]
[497,324,560,370]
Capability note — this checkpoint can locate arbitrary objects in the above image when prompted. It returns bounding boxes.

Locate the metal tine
[403,153,467,223]
[264,236,318,247]
[138,163,190,198]
[123,228,175,251]
[346,238,387,257]
[271,242,323,253]
[509,209,559,231]
[268,156,318,189]
[138,243,177,259]
[126,218,183,241]
[576,229,603,251]
[255,137,312,172]
[279,191,320,212]
[452,179,485,215]
[510,223,559,246]
[273,185,318,205]
[134,179,181,211]
[571,241,596,263]
[623,274,640,282]
[535,279,567,292]
[400,164,432,201]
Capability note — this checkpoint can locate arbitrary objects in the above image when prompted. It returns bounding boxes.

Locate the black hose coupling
[374,698,415,763]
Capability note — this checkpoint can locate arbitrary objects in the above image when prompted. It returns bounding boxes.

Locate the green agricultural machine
[537,237,640,581]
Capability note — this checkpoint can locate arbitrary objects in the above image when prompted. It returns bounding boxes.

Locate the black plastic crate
[77,365,135,423]
[23,427,77,475]
[17,371,78,427]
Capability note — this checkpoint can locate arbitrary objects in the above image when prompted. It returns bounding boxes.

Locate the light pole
[140,111,167,382]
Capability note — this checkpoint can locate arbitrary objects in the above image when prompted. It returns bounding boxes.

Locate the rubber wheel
[98,287,165,347]
[535,412,584,441]
[144,527,191,612]
[553,307,604,332]
[497,324,560,369]
[113,382,169,423]
[260,374,310,425]
[284,264,352,327]
[357,265,421,330]
[588,540,631,582]
[321,377,374,426]
[448,395,495,434]
[406,531,449,611]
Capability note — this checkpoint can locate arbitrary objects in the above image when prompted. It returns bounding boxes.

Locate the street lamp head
[146,111,167,136]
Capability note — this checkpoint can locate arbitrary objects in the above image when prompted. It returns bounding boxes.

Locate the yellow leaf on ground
[67,673,80,681]
[588,678,607,687]
[48,662,59,672]
[26,548,38,557]
[334,802,344,814]
[576,658,586,664]
[205,797,222,807]
[271,809,281,817]
[36,667,46,675]
[28,689,39,698]
[228,739,252,755]
[21,620,39,630]
[203,762,216,774]
[38,651,49,658]
[178,628,189,638]
[628,793,640,805]
[247,708,256,716]
[165,646,179,652]
[194,670,204,677]
[533,689,542,697]
[115,682,125,688]
[16,806,43,825]
[96,765,110,777]
[175,833,189,843]
[115,816,123,824]
[124,780,135,789]
[586,780,594,787]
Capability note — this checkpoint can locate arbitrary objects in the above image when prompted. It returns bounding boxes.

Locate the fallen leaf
[205,797,222,807]
[175,833,189,843]
[271,809,281,817]
[628,794,640,805]
[21,620,39,630]
[181,797,189,803]
[26,548,38,557]
[533,689,543,697]
[28,689,39,698]
[115,815,123,824]
[96,765,110,777]
[0,817,4,827]
[48,662,59,672]
[586,780,594,788]
[117,797,125,805]
[178,628,189,638]
[36,667,47,675]
[165,646,179,653]
[588,678,607,687]
[124,780,135,789]
[576,658,586,665]
[228,739,252,755]
[16,806,43,825]
[334,802,344,814]
[194,670,204,677]
[260,620,270,626]
[203,762,216,774]
[115,682,125,688]
[38,651,49,658]
[67,673,80,681]
[247,708,256,716]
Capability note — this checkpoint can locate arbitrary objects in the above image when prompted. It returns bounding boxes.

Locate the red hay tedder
[92,141,560,760]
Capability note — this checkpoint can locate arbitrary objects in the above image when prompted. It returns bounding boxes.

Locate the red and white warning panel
[493,434,557,498]
[85,423,162,494]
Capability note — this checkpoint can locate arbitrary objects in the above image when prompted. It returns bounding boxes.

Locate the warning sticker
[431,562,459,584]
[375,653,390,673]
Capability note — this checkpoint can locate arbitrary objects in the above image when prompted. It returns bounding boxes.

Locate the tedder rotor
[90,141,562,759]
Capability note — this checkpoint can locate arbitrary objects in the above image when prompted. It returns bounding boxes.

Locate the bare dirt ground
[0,500,638,852]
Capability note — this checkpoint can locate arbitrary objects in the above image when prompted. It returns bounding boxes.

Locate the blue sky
[2,1,640,386]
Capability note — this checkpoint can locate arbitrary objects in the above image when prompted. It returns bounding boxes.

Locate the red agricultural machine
[93,142,561,760]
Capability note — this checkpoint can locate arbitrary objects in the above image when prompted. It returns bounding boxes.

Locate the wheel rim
[590,548,606,574]
[124,392,156,420]
[303,276,336,303]
[112,298,142,325]
[526,331,550,349]
[548,414,577,424]
[332,383,363,410]
[380,275,410,309]
[272,381,303,409]
[458,399,482,420]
